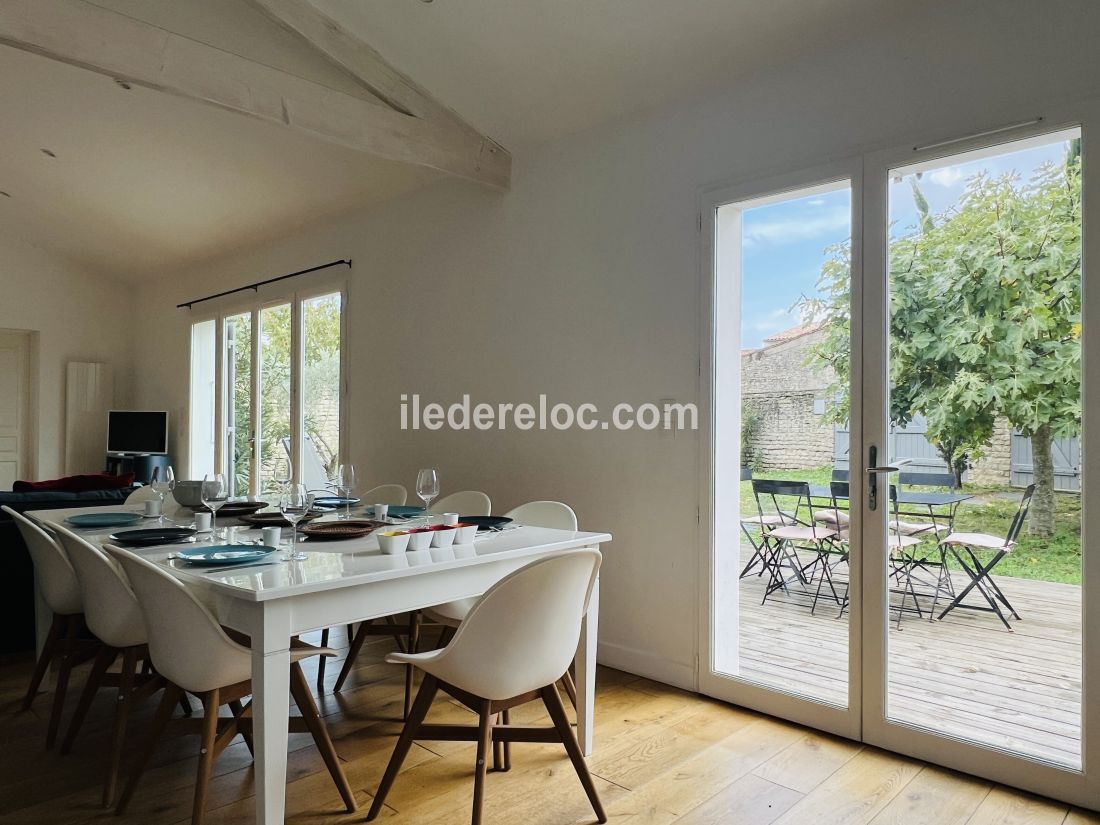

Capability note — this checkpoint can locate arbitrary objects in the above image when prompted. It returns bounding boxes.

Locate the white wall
[0,232,133,479]
[131,0,1100,687]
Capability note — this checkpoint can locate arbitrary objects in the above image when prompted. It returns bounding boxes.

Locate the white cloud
[742,207,850,249]
[928,166,965,187]
[807,198,826,206]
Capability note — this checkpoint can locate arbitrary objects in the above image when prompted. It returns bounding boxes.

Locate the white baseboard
[596,641,696,691]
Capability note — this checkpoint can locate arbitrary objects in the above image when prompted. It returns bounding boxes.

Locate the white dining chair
[362,483,409,505]
[52,525,158,806]
[366,550,606,825]
[330,489,494,705]
[102,544,356,825]
[429,490,492,517]
[316,481,410,691]
[421,500,582,706]
[3,506,87,749]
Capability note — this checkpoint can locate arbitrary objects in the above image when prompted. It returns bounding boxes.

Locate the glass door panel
[258,304,292,498]
[223,312,252,497]
[711,177,854,709]
[884,129,1082,767]
[302,293,343,488]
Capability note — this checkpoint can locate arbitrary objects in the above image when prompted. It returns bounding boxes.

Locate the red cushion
[13,473,135,493]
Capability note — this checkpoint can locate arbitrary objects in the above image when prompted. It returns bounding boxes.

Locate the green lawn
[739,466,1081,585]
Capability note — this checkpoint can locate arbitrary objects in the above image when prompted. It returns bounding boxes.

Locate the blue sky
[739,137,1074,348]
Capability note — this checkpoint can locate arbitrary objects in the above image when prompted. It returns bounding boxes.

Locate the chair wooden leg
[334,621,373,692]
[23,612,63,711]
[228,699,253,756]
[46,615,81,749]
[404,612,420,721]
[492,713,503,772]
[471,699,493,825]
[560,669,578,710]
[103,646,139,808]
[366,676,438,821]
[316,627,330,692]
[116,683,182,815]
[191,689,220,825]
[501,708,511,772]
[541,685,607,823]
[60,645,116,754]
[289,662,356,812]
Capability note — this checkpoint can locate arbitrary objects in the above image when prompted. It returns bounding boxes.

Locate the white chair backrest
[3,507,82,615]
[503,501,577,531]
[284,435,332,493]
[427,550,600,700]
[53,525,146,649]
[103,545,252,693]
[430,490,491,516]
[362,484,408,506]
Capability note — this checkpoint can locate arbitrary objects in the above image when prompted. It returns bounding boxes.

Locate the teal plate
[66,512,143,528]
[174,545,276,566]
[370,505,425,518]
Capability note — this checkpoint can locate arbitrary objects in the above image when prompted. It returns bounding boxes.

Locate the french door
[701,102,1100,808]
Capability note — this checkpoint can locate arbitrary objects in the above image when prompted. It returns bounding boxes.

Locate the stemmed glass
[415,468,439,526]
[150,465,175,525]
[280,483,313,561]
[334,463,357,520]
[272,457,292,494]
[201,473,229,539]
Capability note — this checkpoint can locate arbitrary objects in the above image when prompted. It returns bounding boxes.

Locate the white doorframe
[858,104,1100,809]
[697,158,864,741]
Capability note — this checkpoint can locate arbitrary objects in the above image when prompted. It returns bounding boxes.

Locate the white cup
[144,499,162,517]
[261,526,282,548]
[194,512,212,532]
[373,503,389,521]
[377,531,410,555]
[441,512,459,526]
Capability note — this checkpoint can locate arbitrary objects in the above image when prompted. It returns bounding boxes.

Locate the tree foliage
[800,148,1081,535]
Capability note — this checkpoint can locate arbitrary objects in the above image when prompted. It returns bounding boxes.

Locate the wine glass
[150,465,175,525]
[280,483,313,561]
[415,468,439,526]
[201,473,229,539]
[334,463,357,520]
[272,457,292,495]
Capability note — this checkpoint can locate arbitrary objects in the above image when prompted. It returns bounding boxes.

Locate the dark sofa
[0,489,129,654]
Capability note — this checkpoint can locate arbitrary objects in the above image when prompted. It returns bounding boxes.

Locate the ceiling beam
[0,0,510,188]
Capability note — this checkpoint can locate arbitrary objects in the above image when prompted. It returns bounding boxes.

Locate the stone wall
[742,328,835,471]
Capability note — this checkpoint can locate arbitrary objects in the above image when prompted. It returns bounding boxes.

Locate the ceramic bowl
[453,523,477,544]
[407,529,433,551]
[377,531,410,555]
[430,525,457,547]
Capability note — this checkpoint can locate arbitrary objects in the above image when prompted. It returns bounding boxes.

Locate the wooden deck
[734,545,1083,768]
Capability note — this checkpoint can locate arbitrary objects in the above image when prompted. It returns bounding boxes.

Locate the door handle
[865,445,899,511]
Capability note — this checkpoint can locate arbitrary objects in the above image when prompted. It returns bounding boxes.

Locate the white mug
[194,512,212,532]
[442,512,460,526]
[373,503,389,521]
[261,526,282,548]
[144,499,162,517]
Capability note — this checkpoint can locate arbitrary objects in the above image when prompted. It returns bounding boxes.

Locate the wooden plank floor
[736,544,1083,768]
[0,629,1096,824]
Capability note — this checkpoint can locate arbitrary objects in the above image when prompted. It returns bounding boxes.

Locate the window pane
[224,313,252,497]
[302,293,342,489]
[258,304,291,497]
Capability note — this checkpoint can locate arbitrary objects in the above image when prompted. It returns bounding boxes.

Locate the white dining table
[29,505,611,825]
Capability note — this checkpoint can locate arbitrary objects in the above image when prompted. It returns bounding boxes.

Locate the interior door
[861,113,1099,808]
[0,330,32,487]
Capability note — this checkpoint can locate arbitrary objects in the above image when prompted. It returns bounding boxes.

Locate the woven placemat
[299,520,383,540]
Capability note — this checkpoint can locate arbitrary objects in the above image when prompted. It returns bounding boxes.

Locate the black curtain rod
[177,259,352,309]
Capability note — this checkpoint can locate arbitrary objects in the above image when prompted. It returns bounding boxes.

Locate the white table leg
[252,604,291,825]
[575,573,599,755]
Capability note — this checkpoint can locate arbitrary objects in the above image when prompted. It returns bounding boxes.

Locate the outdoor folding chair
[895,471,962,537]
[739,479,798,579]
[934,484,1035,630]
[752,480,838,607]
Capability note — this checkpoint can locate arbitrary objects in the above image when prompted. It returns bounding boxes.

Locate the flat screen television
[107,410,168,455]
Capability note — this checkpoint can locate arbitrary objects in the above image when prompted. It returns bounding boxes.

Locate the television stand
[105,453,171,486]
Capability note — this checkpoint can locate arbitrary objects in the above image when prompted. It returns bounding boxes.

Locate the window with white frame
[188,287,345,496]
